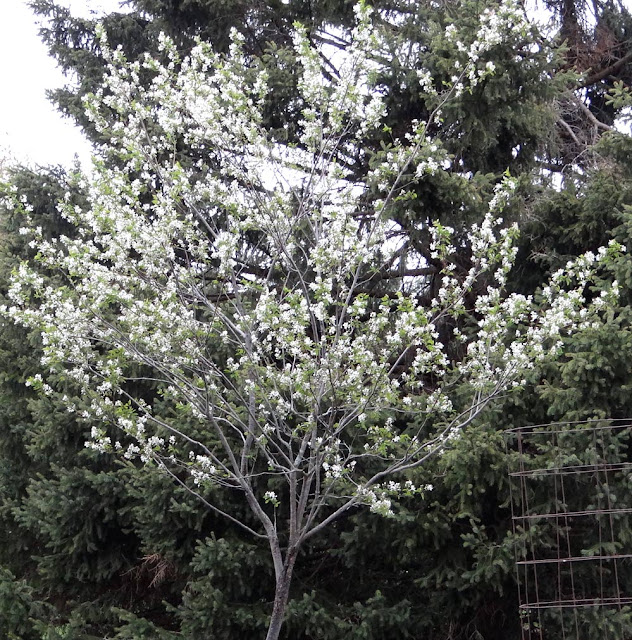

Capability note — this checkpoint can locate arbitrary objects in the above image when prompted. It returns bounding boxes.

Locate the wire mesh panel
[506,419,632,640]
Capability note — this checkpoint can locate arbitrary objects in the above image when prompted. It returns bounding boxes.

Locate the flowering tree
[3,3,623,638]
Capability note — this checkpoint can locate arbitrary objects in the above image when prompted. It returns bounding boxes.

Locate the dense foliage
[1,0,632,638]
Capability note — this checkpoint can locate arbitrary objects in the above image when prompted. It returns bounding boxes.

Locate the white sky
[0,0,125,168]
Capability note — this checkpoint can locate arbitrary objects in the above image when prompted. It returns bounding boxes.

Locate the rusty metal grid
[506,419,632,640]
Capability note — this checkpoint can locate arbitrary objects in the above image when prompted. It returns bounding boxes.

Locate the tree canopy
[1,0,632,638]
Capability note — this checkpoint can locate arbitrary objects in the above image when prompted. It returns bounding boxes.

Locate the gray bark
[265,545,298,640]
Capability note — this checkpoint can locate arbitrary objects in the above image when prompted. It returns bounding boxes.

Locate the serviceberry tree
[3,3,624,638]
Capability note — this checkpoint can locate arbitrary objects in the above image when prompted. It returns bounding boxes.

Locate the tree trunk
[265,547,298,640]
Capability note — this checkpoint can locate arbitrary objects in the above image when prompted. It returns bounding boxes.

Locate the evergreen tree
[1,0,631,638]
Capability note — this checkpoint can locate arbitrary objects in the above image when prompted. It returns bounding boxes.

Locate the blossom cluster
[444,0,553,95]
[1,2,622,529]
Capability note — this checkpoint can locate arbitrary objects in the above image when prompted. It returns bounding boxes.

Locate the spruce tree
[1,0,631,638]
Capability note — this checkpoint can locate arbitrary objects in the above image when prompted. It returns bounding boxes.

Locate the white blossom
[1,5,623,577]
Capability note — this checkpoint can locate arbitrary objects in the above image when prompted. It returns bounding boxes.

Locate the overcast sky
[0,0,125,168]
